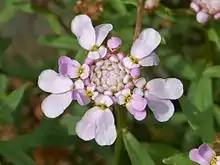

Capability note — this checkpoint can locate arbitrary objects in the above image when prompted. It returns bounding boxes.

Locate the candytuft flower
[189,144,220,165]
[190,0,220,24]
[38,14,184,146]
[38,69,74,118]
[123,28,161,69]
[71,14,113,60]
[76,95,117,146]
[134,78,183,122]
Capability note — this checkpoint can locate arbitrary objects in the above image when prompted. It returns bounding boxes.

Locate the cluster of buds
[38,15,183,146]
[190,0,220,24]
[189,144,220,165]
[73,0,104,20]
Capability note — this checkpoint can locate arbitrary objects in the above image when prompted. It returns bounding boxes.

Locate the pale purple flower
[38,69,73,118]
[189,144,220,165]
[190,0,220,23]
[123,28,161,69]
[107,36,122,52]
[76,95,116,146]
[134,78,183,122]
[71,15,113,60]
[144,0,160,10]
[72,79,98,106]
[117,89,147,121]
[59,56,90,79]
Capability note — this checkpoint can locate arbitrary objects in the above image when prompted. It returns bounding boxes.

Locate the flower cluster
[189,144,220,165]
[190,0,220,24]
[37,14,183,146]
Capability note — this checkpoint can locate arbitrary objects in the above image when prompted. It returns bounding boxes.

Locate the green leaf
[38,35,79,50]
[75,48,86,63]
[60,115,80,135]
[108,0,127,15]
[0,84,27,123]
[162,55,196,80]
[0,0,17,23]
[180,96,215,143]
[0,74,9,95]
[122,0,138,6]
[0,142,37,165]
[163,153,195,165]
[123,131,155,165]
[208,28,220,50]
[46,14,62,34]
[203,66,220,78]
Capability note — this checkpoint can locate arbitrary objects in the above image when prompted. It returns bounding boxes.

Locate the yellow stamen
[130,56,139,64]
[125,94,132,104]
[91,45,99,51]
[211,156,218,165]
[99,104,108,110]
[78,67,83,74]
[86,90,93,98]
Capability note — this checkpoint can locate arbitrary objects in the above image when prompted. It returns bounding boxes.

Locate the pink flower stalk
[189,144,220,165]
[190,0,220,24]
[38,14,184,146]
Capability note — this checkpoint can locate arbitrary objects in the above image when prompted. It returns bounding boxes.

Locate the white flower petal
[122,57,139,69]
[41,92,72,118]
[131,28,161,59]
[75,79,84,89]
[95,109,117,146]
[76,106,102,141]
[95,95,113,107]
[146,94,174,122]
[95,24,113,46]
[139,52,160,66]
[121,88,131,96]
[98,46,107,58]
[146,78,183,100]
[117,95,125,105]
[88,51,100,60]
[135,77,146,88]
[38,69,73,94]
[133,88,144,96]
[78,27,96,50]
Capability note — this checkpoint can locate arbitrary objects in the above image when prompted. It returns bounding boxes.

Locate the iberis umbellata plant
[37,14,184,146]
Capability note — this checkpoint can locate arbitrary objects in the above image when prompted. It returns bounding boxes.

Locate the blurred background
[0,0,220,164]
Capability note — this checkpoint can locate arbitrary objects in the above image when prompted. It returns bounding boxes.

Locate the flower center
[78,67,83,74]
[86,90,93,97]
[210,156,218,165]
[99,104,108,110]
[196,0,220,14]
[125,94,132,104]
[91,45,99,51]
[130,56,139,64]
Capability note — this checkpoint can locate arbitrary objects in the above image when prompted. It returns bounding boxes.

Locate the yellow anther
[91,45,99,51]
[78,67,83,74]
[130,56,139,64]
[86,90,93,97]
[211,156,218,165]
[125,94,132,104]
[99,104,108,110]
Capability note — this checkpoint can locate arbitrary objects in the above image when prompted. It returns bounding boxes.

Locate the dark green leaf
[163,153,195,165]
[123,131,155,165]
[0,74,9,95]
[60,115,80,135]
[46,14,62,34]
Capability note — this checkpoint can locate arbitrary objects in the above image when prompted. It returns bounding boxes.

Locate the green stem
[114,106,127,165]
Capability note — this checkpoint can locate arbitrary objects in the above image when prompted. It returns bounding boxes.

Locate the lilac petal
[196,11,209,24]
[71,15,96,50]
[123,57,139,69]
[131,94,147,111]
[133,111,147,121]
[88,51,100,60]
[72,89,79,100]
[95,109,116,146]
[189,149,209,165]
[133,88,144,96]
[130,68,141,78]
[76,106,102,141]
[107,36,122,49]
[74,79,84,89]
[135,77,147,88]
[131,28,161,59]
[139,52,160,66]
[95,24,113,46]
[198,144,216,162]
[95,95,113,107]
[190,2,200,12]
[84,57,95,65]
[38,69,73,94]
[146,78,183,100]
[76,91,91,106]
[98,46,107,58]
[214,12,220,20]
[117,52,125,61]
[81,64,90,79]
[146,94,174,122]
[41,92,72,118]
